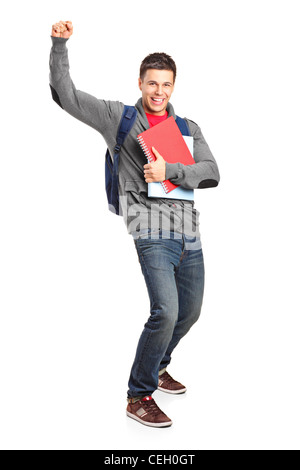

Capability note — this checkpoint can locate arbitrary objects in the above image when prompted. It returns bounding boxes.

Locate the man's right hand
[51,21,73,38]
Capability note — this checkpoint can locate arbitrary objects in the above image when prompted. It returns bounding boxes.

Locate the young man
[49,21,220,428]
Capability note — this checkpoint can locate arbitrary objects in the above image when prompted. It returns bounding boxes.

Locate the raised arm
[165,119,220,189]
[49,21,123,135]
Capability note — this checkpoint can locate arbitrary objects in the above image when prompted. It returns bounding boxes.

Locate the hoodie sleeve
[49,36,123,135]
[165,119,220,189]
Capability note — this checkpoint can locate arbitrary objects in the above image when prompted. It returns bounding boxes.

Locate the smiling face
[138,69,175,116]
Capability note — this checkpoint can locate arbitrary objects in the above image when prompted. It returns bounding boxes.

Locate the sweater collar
[134,97,176,130]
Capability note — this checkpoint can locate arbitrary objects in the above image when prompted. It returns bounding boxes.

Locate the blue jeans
[127,229,205,398]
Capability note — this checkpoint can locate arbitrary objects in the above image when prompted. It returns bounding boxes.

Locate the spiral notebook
[137,116,195,196]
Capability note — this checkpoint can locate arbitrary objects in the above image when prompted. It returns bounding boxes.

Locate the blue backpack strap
[107,105,137,215]
[175,115,190,136]
[115,105,137,151]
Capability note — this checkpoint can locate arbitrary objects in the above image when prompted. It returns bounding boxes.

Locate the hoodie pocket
[125,180,148,207]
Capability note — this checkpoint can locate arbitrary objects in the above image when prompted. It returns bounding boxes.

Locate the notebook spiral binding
[137,136,169,194]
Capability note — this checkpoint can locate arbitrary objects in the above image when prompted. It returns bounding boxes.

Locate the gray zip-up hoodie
[49,36,220,239]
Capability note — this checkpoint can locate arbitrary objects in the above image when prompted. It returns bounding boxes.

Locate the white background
[0,0,299,450]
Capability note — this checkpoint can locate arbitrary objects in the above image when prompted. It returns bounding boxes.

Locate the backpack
[105,105,190,216]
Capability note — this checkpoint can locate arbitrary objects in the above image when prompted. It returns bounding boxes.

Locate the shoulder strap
[175,115,190,136]
[114,105,137,153]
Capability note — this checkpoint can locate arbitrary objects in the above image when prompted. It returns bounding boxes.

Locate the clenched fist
[51,21,73,38]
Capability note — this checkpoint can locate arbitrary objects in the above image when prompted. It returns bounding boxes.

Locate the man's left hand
[143,147,166,183]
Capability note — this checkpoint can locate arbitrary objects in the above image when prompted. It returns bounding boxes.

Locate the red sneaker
[158,371,187,394]
[126,396,172,428]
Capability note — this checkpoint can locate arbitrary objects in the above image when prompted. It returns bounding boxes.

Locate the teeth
[152,98,164,102]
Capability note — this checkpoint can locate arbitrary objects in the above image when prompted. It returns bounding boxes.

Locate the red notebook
[137,116,195,193]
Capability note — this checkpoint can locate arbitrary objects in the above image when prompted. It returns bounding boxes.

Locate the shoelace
[140,399,165,417]
[160,371,177,385]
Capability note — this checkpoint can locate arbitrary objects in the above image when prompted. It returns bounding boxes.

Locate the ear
[138,77,142,91]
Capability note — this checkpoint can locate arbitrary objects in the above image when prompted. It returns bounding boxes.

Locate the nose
[155,85,163,95]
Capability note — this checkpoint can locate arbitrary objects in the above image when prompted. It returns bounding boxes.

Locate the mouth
[150,97,165,105]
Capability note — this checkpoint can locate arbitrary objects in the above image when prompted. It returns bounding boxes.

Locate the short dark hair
[139,52,177,82]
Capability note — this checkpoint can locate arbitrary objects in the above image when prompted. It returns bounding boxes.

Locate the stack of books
[137,116,195,200]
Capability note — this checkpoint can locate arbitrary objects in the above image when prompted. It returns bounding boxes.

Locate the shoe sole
[157,386,187,394]
[126,411,173,428]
